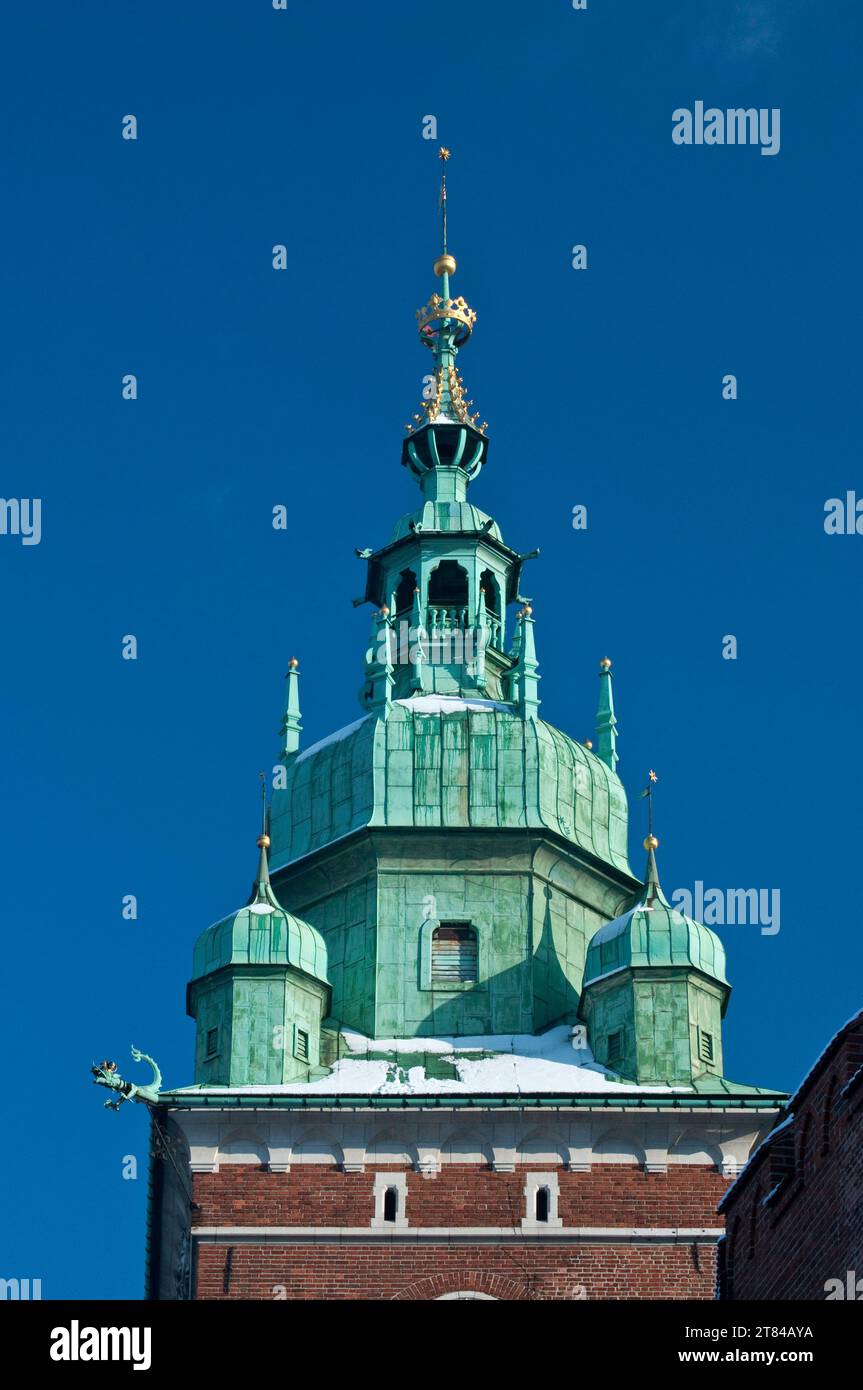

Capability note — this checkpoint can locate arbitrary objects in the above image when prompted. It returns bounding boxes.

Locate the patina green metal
[174,154,765,1095]
[269,704,631,872]
[187,837,331,1086]
[580,849,730,1085]
[279,658,302,760]
[595,658,618,772]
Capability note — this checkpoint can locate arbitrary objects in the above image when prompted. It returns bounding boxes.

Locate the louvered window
[431,924,478,985]
[295,1028,310,1062]
[607,1030,623,1066]
[699,1029,714,1064]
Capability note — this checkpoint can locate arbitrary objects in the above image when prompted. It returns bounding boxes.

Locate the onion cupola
[579,835,730,1087]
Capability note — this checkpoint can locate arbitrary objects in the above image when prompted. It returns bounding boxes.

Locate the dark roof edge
[157,1091,785,1112]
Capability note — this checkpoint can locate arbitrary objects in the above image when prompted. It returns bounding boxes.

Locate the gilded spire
[250,772,278,913]
[405,147,487,444]
[639,770,667,907]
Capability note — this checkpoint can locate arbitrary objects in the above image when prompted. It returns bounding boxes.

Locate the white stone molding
[521,1170,563,1229]
[371,1171,409,1229]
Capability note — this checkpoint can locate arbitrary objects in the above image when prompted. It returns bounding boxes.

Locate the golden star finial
[439,146,451,161]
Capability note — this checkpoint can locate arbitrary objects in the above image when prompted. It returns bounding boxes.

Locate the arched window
[383,1186,399,1223]
[535,1186,551,1223]
[428,561,468,610]
[394,569,417,616]
[479,568,503,650]
[479,569,501,616]
[431,923,478,985]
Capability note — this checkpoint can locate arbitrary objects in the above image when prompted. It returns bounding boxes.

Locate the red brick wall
[193,1163,728,1228]
[722,1017,863,1301]
[195,1241,718,1301]
[191,1163,729,1300]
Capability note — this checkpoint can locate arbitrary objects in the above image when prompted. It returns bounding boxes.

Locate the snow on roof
[294,715,371,764]
[290,697,511,767]
[395,695,513,715]
[171,1025,692,1098]
[587,909,639,949]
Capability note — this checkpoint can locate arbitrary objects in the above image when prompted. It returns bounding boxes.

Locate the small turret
[187,785,331,1086]
[579,782,729,1086]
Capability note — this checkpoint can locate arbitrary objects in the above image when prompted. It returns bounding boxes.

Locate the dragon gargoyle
[91,1046,162,1110]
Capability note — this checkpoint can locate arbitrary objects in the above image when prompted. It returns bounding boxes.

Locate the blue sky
[1,0,860,1298]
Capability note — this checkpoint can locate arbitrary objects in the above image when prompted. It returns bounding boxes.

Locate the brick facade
[195,1240,719,1301]
[719,1011,863,1301]
[192,1163,729,1230]
[188,1162,730,1300]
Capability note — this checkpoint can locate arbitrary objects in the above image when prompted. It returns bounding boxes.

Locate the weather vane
[258,770,269,844]
[438,146,451,254]
[640,769,658,847]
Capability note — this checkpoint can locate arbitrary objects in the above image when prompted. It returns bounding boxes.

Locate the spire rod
[438,145,450,256]
[640,768,658,844]
[403,146,488,455]
[639,769,666,906]
[255,770,271,890]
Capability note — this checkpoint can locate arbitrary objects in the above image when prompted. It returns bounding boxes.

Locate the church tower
[133,151,784,1302]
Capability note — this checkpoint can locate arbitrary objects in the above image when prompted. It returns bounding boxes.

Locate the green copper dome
[584,849,728,991]
[269,696,631,876]
[191,861,329,988]
[389,500,503,544]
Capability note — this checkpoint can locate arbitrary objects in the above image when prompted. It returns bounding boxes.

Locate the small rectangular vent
[607,1030,623,1066]
[295,1028,310,1062]
[699,1029,715,1064]
[431,923,478,985]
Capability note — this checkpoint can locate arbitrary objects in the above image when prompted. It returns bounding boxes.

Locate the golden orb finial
[434,253,457,277]
[287,656,299,670]
[600,656,612,670]
[584,739,593,750]
[257,833,271,849]
[643,834,659,851]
